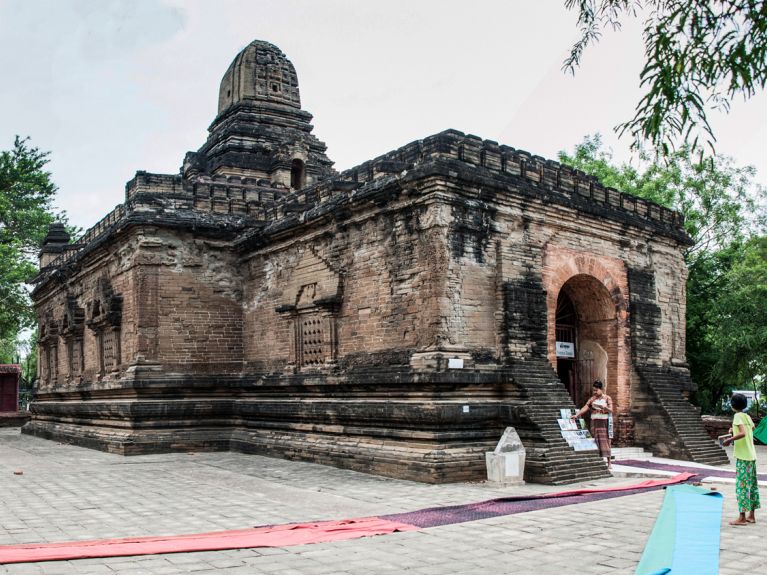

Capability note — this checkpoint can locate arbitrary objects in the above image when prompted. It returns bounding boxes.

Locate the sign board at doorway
[555,341,575,358]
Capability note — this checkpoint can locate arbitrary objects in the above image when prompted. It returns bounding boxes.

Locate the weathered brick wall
[650,243,688,366]
[142,230,244,372]
[701,415,763,440]
[240,169,688,384]
[445,201,499,355]
[35,226,246,386]
[241,187,513,375]
[242,202,451,372]
[34,231,140,390]
[154,267,243,371]
[478,193,688,445]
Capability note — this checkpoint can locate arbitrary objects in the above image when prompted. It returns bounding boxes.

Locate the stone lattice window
[67,339,83,376]
[277,291,340,372]
[100,329,120,373]
[102,331,114,369]
[297,313,325,367]
[39,347,48,382]
[94,327,121,375]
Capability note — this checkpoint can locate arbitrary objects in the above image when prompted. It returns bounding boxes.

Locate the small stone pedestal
[485,427,526,485]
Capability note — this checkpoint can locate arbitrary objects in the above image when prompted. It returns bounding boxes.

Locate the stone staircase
[506,359,611,484]
[634,366,729,466]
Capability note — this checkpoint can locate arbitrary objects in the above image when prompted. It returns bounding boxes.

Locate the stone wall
[701,415,763,440]
[147,232,244,372]
[34,231,138,389]
[242,204,441,373]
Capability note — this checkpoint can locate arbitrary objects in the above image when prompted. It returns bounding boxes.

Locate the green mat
[754,417,767,445]
[635,484,723,575]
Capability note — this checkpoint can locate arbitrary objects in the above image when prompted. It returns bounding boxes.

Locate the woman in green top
[722,393,760,525]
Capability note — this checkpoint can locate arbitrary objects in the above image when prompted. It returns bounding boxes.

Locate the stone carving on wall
[275,248,342,371]
[60,296,85,379]
[38,309,59,385]
[86,277,123,375]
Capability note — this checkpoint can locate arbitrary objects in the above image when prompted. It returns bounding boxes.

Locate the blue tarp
[635,484,723,575]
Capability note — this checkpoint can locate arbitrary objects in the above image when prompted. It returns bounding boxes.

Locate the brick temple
[26,40,727,483]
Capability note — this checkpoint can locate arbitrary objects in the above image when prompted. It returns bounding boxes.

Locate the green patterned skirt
[735,458,761,513]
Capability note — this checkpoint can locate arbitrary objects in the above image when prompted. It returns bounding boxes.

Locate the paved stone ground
[0,429,765,574]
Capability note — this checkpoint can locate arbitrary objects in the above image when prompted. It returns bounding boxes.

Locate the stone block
[485,427,526,485]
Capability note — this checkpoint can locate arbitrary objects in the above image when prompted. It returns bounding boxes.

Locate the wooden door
[0,375,17,412]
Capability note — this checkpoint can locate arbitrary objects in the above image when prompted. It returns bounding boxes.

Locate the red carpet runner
[0,473,694,564]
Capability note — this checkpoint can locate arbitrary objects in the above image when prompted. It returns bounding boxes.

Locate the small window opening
[226,89,231,98]
[271,83,279,92]
[291,159,306,190]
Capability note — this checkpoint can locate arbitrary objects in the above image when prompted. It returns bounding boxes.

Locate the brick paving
[1,429,765,574]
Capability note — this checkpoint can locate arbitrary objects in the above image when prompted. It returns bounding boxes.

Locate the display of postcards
[578,418,587,430]
[560,408,577,420]
[573,439,598,451]
[560,430,581,445]
[557,418,578,431]
[562,430,598,451]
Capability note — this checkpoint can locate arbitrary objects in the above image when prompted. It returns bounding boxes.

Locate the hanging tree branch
[564,0,767,154]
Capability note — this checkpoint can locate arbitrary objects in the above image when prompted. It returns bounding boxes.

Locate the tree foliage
[559,135,767,412]
[558,134,764,252]
[0,136,60,347]
[706,236,767,410]
[564,0,767,153]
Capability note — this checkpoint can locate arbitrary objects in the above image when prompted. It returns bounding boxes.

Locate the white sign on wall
[448,358,464,369]
[555,341,575,358]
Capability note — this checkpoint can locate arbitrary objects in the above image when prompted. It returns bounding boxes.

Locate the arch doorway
[554,274,619,411]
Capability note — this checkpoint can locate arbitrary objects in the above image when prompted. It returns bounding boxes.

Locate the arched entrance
[543,246,631,445]
[554,274,620,416]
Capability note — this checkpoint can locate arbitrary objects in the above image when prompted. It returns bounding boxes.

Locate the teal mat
[754,416,767,445]
[636,484,723,575]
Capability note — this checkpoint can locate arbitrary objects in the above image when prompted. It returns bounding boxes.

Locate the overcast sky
[2,0,767,232]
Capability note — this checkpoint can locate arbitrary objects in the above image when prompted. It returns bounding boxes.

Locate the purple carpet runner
[615,459,766,482]
[382,474,697,528]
